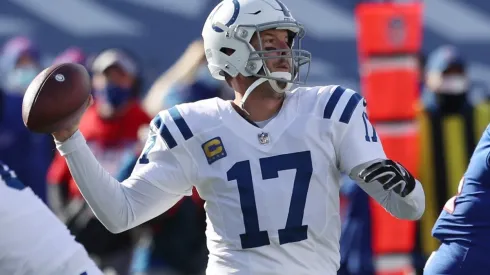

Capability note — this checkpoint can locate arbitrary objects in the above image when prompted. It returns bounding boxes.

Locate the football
[22,63,91,133]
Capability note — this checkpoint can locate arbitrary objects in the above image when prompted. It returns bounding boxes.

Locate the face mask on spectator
[437,75,469,95]
[96,83,132,108]
[4,65,39,94]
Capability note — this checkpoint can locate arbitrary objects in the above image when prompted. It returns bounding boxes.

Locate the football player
[0,162,102,275]
[424,124,490,274]
[51,0,425,274]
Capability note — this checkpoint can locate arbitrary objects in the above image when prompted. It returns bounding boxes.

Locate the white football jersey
[0,164,101,275]
[131,85,386,275]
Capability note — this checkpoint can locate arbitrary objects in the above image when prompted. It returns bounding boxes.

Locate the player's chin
[272,67,290,73]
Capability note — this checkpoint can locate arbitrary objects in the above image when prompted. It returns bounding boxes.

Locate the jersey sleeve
[54,108,198,233]
[130,110,196,196]
[320,86,424,220]
[322,86,386,174]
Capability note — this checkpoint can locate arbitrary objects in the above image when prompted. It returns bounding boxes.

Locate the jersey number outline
[227,151,313,249]
[362,112,378,142]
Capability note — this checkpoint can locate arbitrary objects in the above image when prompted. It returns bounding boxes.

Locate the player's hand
[358,159,416,197]
[51,95,93,142]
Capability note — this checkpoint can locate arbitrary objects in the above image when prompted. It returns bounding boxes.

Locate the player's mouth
[274,61,290,71]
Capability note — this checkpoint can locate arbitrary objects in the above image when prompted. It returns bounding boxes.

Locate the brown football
[22,63,91,133]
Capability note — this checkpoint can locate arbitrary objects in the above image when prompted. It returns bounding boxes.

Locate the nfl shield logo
[387,17,406,46]
[258,132,270,145]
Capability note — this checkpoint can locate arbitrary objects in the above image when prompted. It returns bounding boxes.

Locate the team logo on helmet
[211,0,241,33]
[273,0,291,17]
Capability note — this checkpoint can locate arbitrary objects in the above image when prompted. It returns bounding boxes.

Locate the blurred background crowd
[0,1,489,275]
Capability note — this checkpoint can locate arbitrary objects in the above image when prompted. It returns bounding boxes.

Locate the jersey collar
[217,93,299,151]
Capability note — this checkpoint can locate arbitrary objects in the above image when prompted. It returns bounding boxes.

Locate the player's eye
[262,38,274,45]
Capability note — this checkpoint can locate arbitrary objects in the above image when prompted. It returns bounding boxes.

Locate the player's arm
[54,113,195,233]
[328,87,425,220]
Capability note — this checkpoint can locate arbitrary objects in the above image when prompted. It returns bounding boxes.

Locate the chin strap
[267,71,293,93]
[239,77,268,115]
[239,72,293,115]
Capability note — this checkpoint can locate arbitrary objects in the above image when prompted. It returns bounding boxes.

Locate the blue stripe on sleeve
[323,86,346,119]
[339,92,363,124]
[160,124,178,149]
[168,106,193,140]
[152,114,178,149]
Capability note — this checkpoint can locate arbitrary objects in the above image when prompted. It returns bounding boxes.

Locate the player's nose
[276,40,289,52]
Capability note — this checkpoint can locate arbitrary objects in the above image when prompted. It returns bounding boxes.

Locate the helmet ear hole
[220,47,236,56]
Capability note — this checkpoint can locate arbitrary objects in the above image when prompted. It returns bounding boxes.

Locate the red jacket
[47,101,150,198]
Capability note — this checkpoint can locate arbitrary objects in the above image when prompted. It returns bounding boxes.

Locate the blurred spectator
[52,46,87,66]
[0,36,53,202]
[47,48,150,275]
[143,39,203,116]
[0,36,41,95]
[143,39,232,116]
[159,55,231,109]
[416,45,490,266]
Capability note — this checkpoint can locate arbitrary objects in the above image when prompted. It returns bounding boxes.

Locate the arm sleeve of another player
[55,128,193,233]
[337,97,425,220]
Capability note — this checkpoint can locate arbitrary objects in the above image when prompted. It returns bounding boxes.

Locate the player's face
[250,29,292,74]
